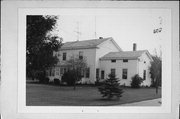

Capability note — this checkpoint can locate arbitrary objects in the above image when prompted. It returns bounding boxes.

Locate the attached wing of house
[100,50,153,60]
[99,50,153,86]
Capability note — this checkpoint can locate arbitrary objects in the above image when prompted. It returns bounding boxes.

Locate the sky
[53,9,171,56]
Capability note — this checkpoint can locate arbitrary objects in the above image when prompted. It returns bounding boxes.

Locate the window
[96,68,99,79]
[101,70,105,79]
[79,51,83,60]
[55,68,60,76]
[49,68,53,76]
[63,52,66,60]
[86,68,90,78]
[46,70,50,76]
[111,69,116,76]
[122,69,127,79]
[60,68,63,75]
[50,68,55,76]
[111,59,116,63]
[123,59,128,62]
[81,69,84,77]
[64,68,67,74]
[143,70,146,80]
[58,52,61,57]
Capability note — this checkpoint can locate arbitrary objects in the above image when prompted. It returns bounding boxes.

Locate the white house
[47,37,122,84]
[47,37,153,86]
[99,49,153,86]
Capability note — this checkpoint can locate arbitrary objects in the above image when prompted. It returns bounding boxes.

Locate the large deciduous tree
[149,55,162,94]
[26,15,62,81]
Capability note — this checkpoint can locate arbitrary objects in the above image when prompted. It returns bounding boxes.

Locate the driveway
[121,98,161,106]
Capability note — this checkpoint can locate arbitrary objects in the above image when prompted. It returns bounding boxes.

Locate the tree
[26,15,62,81]
[64,55,88,90]
[131,74,144,88]
[98,73,124,100]
[149,55,162,94]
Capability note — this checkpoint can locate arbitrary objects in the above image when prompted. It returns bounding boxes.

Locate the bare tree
[65,55,88,90]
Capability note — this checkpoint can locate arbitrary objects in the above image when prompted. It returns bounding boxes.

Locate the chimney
[99,37,103,39]
[133,43,137,51]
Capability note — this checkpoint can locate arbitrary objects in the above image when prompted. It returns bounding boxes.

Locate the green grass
[26,82,161,106]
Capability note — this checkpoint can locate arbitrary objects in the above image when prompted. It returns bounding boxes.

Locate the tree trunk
[155,78,158,94]
[73,81,76,90]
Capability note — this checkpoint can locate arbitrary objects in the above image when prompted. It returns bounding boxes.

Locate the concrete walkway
[121,98,161,106]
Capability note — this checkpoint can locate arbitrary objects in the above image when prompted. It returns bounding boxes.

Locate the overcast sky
[54,9,171,56]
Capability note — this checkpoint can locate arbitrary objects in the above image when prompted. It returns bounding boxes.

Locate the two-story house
[47,37,122,84]
[47,37,153,86]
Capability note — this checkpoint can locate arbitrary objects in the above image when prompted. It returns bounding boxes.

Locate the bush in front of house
[98,73,124,100]
[131,74,144,88]
[54,78,60,85]
[35,71,49,84]
[61,70,76,86]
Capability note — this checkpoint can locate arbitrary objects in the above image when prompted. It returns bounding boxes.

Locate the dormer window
[123,59,128,62]
[111,59,116,63]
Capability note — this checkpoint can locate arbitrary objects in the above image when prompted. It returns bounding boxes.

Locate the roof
[60,37,112,50]
[100,50,150,60]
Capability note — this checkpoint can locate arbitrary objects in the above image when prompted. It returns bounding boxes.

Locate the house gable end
[96,38,122,51]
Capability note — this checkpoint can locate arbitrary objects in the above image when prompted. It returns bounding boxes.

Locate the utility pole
[94,16,97,38]
[153,16,163,94]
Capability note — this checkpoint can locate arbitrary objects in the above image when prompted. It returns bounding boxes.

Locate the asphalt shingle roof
[100,50,148,60]
[60,37,112,50]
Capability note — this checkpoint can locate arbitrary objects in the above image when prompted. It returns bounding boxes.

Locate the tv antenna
[94,16,97,38]
[74,21,81,41]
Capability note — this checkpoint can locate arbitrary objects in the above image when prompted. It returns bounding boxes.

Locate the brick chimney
[99,37,103,39]
[133,43,137,51]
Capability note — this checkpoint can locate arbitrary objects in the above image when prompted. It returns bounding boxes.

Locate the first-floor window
[46,70,50,76]
[101,70,105,79]
[60,68,63,75]
[122,69,127,79]
[143,70,146,80]
[81,69,84,77]
[96,68,99,79]
[55,68,60,76]
[111,68,116,76]
[50,68,55,76]
[64,68,67,74]
[86,68,90,78]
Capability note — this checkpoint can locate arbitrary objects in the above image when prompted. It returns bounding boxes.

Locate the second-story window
[123,59,128,62]
[63,52,66,61]
[79,51,83,60]
[111,59,116,63]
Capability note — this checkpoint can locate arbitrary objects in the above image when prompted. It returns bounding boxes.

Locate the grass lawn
[26,82,161,106]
